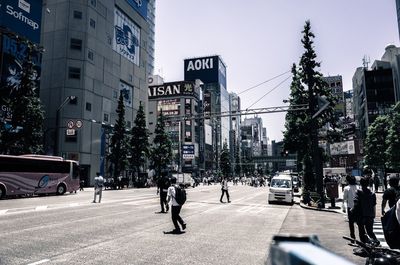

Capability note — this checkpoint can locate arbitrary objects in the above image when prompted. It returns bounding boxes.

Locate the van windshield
[271,179,292,188]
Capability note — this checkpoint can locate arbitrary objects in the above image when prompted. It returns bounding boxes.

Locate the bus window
[72,163,80,179]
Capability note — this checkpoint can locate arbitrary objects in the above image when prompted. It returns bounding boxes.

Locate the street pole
[54,96,75,156]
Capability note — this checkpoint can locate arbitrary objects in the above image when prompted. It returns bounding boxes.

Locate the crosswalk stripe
[373,220,389,248]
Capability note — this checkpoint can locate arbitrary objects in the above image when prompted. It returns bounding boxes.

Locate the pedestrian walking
[381,175,400,216]
[93,172,104,203]
[79,179,85,191]
[157,173,170,213]
[352,177,379,245]
[167,177,186,234]
[342,175,358,241]
[220,176,231,203]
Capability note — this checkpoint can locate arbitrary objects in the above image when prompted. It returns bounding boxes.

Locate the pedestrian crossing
[373,219,389,248]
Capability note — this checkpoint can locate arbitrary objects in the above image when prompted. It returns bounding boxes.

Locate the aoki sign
[113,8,140,66]
[186,57,214,72]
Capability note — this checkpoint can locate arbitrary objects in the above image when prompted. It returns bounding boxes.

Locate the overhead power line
[237,70,291,95]
[246,75,292,110]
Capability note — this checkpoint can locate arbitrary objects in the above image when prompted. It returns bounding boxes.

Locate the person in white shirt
[343,175,358,240]
[220,176,231,203]
[93,172,104,203]
[167,177,186,234]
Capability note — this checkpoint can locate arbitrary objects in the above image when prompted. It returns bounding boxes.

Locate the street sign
[76,120,83,128]
[66,129,76,136]
[67,120,74,129]
[182,144,195,159]
[312,96,329,119]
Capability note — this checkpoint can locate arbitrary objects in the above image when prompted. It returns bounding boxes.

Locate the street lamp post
[54,96,76,156]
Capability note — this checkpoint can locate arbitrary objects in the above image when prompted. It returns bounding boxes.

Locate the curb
[298,201,345,214]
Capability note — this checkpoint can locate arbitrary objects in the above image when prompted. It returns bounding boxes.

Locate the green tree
[364,115,389,174]
[150,111,172,179]
[219,141,231,178]
[0,43,44,155]
[386,103,400,171]
[129,103,149,176]
[108,92,129,182]
[283,21,338,195]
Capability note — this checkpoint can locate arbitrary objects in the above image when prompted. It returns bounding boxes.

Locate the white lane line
[27,259,50,265]
[35,206,48,211]
[0,209,8,214]
[69,203,79,207]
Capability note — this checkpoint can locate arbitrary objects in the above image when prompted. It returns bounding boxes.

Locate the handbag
[381,203,400,249]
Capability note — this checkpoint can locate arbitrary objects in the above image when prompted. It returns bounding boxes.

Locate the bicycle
[343,236,400,265]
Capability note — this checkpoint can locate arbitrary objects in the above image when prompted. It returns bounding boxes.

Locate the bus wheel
[57,184,66,195]
[0,185,5,199]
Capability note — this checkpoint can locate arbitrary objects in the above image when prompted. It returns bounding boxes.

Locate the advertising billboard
[184,56,226,88]
[0,0,42,44]
[182,144,195,159]
[125,0,148,20]
[330,140,355,155]
[0,34,41,122]
[149,81,197,99]
[113,8,140,66]
[119,81,133,107]
[157,99,180,116]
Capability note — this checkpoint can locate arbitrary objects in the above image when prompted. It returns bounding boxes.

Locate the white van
[268,174,294,205]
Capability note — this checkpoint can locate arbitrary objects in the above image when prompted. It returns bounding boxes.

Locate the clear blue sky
[154,0,399,142]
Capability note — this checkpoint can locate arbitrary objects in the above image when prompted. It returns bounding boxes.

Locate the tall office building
[229,92,241,169]
[147,77,203,177]
[184,55,228,173]
[40,0,155,185]
[323,75,345,118]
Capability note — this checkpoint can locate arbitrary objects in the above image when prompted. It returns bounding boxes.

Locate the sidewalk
[296,185,385,215]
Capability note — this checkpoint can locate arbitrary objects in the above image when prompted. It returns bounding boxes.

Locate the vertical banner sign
[113,8,140,66]
[0,0,43,44]
[119,81,133,107]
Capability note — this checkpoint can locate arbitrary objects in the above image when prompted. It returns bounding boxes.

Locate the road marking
[35,206,48,211]
[0,209,8,214]
[27,259,50,265]
[69,203,79,207]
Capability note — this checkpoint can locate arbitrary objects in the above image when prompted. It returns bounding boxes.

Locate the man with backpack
[93,172,104,203]
[167,177,187,234]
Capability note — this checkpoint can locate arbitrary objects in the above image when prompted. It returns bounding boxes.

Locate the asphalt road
[0,184,364,265]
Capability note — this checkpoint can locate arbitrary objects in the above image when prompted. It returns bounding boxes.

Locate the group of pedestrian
[343,169,400,245]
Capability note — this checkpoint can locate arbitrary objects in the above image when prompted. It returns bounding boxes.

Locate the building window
[103,113,109,122]
[129,74,133,82]
[90,18,96,28]
[113,90,118,99]
[68,67,81,79]
[126,121,131,128]
[90,0,97,7]
[149,122,153,125]
[86,102,92,111]
[73,10,82,19]
[88,50,94,61]
[70,38,82,50]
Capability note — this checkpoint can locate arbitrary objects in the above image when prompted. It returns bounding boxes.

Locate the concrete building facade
[40,0,155,185]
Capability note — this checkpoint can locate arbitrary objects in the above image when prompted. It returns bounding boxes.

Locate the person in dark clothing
[157,174,170,213]
[352,177,379,245]
[381,176,400,215]
[79,179,85,191]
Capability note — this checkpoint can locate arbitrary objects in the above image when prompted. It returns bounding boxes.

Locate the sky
[154,0,399,143]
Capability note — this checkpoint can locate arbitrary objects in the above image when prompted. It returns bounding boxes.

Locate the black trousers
[171,205,185,230]
[220,189,230,202]
[357,217,377,243]
[347,207,356,239]
[159,192,168,212]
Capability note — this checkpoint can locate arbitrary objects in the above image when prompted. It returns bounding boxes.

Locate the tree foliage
[150,111,172,178]
[129,103,149,174]
[0,44,44,155]
[219,141,231,178]
[108,92,129,181]
[385,103,400,171]
[364,115,389,170]
[282,20,338,192]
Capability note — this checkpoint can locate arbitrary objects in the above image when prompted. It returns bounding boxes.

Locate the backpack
[174,186,187,205]
[381,203,400,249]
